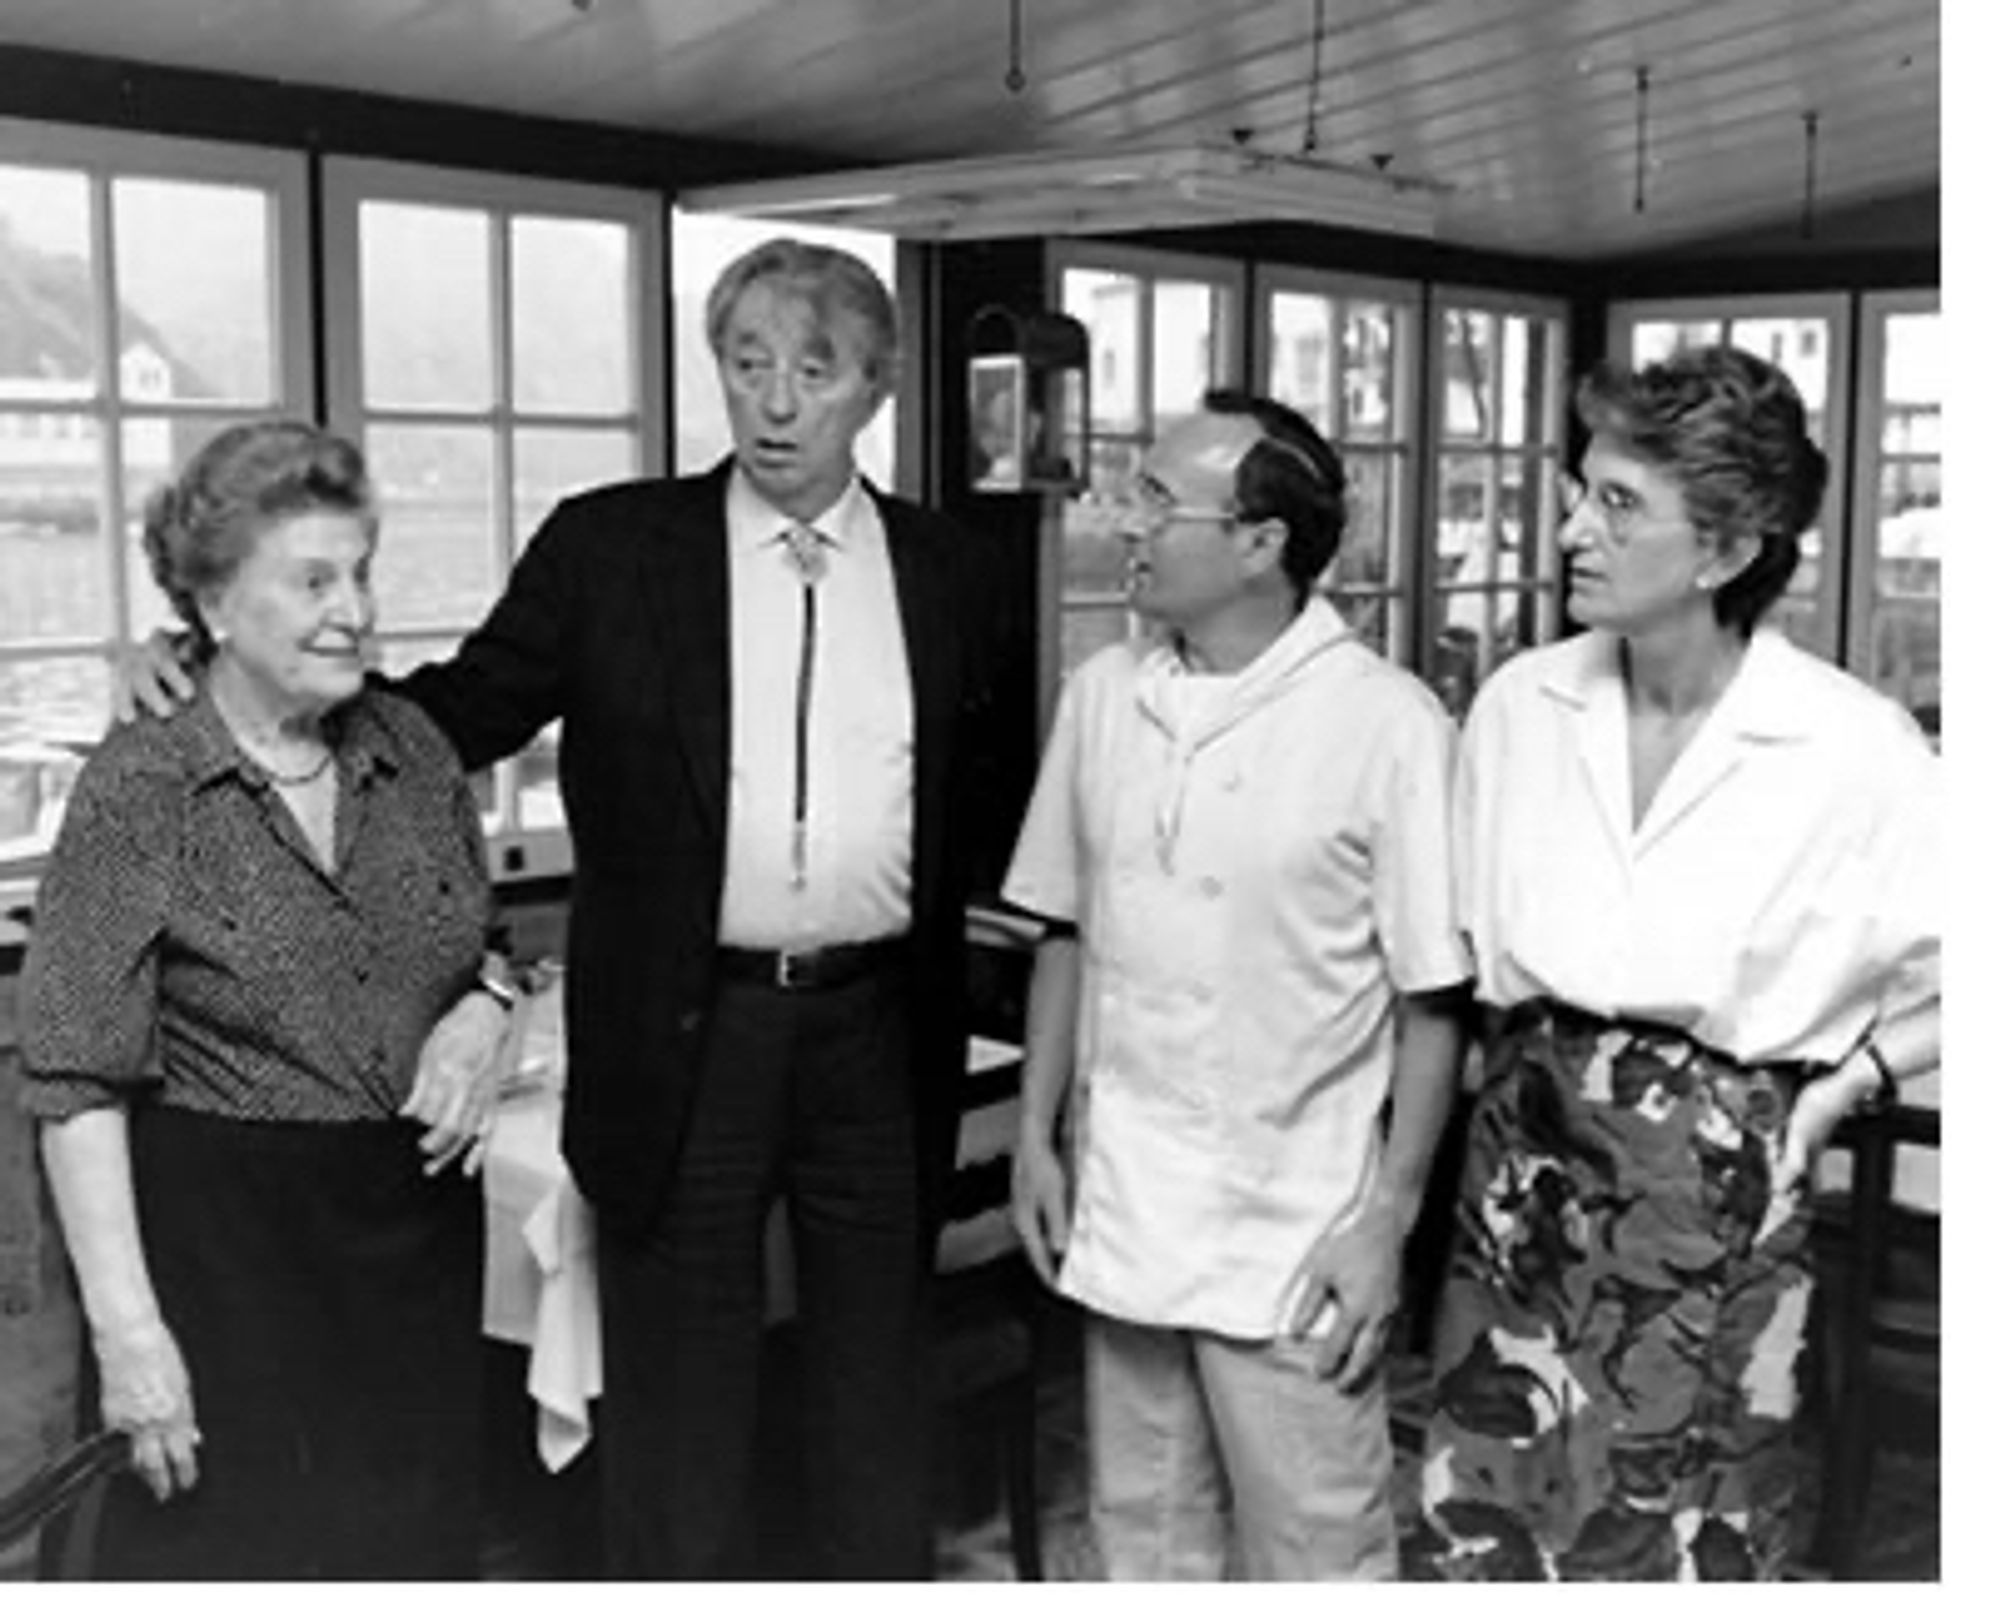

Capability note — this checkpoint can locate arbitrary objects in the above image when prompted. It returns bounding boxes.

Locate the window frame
[0,118,315,888]
[1250,262,1423,664]
[1850,286,1940,731]
[1423,285,1570,711]
[320,155,667,880]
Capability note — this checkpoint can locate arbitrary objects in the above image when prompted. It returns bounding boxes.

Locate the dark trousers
[99,1108,482,1581]
[595,968,933,1578]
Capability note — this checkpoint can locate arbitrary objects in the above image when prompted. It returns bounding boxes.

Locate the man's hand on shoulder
[112,630,200,723]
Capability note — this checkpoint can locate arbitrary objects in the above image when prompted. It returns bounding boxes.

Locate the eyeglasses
[1558,471,1647,536]
[1119,477,1242,531]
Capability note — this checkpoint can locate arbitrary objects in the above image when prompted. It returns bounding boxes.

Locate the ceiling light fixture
[1006,0,1027,94]
[678,140,1445,242]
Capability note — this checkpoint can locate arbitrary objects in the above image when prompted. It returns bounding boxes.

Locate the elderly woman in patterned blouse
[20,421,512,1580]
[1407,347,1939,1581]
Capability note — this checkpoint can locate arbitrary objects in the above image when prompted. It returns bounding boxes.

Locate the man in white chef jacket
[1004,389,1471,1579]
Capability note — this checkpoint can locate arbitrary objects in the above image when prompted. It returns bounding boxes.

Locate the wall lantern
[967,305,1089,495]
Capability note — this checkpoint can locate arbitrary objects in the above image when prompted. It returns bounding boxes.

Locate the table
[480,978,1025,1472]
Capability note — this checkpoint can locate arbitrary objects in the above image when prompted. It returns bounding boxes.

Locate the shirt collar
[184,684,400,792]
[1539,624,1817,743]
[726,464,870,558]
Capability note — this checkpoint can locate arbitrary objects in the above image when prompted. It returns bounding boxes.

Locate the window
[1046,244,1244,696]
[669,210,899,486]
[1426,293,1568,718]
[0,120,312,875]
[1254,268,1420,661]
[322,158,665,875]
[1607,294,1851,660]
[1851,291,1941,736]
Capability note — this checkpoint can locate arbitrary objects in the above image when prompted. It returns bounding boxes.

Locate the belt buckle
[774,948,807,990]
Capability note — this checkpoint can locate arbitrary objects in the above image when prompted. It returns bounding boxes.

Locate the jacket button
[677,1010,702,1034]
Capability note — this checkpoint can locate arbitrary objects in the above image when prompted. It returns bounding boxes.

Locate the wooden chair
[1805,1100,1941,1578]
[0,1430,125,1581]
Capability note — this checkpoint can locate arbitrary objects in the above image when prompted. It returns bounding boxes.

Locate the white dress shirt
[717,469,913,949]
[1455,626,1939,1065]
[1002,599,1469,1338]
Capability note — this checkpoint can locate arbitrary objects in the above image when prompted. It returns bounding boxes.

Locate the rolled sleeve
[1369,691,1472,996]
[1000,672,1088,926]
[21,765,175,1120]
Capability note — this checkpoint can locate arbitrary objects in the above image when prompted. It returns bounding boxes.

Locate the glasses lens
[1558,474,1584,517]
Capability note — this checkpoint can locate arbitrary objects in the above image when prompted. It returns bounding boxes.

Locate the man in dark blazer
[121,239,1009,1577]
[402,239,1006,1577]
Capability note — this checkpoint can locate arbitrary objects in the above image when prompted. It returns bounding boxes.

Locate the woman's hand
[1772,1064,1875,1194]
[95,1316,201,1501]
[403,989,514,1176]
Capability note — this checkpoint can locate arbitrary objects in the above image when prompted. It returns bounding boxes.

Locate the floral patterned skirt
[1406,1001,1817,1582]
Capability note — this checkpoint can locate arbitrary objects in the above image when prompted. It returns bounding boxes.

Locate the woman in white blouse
[1409,346,1938,1582]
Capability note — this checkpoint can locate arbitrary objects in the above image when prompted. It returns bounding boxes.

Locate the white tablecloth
[481,985,1022,1473]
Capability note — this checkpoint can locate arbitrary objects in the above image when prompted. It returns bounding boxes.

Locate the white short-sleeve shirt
[1455,626,1939,1065]
[1002,598,1469,1338]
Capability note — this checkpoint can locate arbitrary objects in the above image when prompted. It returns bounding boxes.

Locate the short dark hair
[704,237,900,392]
[1575,345,1827,635]
[1202,388,1349,604]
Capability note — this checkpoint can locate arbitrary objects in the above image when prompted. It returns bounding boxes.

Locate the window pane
[1151,281,1220,427]
[1059,605,1131,681]
[1436,453,1493,584]
[114,178,275,405]
[120,414,240,638]
[1730,318,1830,419]
[1498,315,1533,446]
[0,413,109,639]
[1874,459,1941,732]
[1442,309,1495,441]
[1343,303,1396,441]
[1632,318,1721,365]
[1268,292,1334,435]
[1064,269,1140,435]
[1493,455,1531,585]
[1332,451,1395,589]
[360,202,493,410]
[1061,494,1129,602]
[0,164,96,390]
[0,656,102,864]
[1883,312,1942,453]
[514,427,637,538]
[366,424,497,628]
[511,216,633,416]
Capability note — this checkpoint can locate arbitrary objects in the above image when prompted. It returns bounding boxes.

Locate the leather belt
[715,938,909,992]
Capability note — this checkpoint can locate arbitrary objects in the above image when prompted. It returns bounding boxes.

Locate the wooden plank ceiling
[0,0,1941,258]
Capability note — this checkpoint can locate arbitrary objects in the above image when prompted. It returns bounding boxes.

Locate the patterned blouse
[21,687,492,1124]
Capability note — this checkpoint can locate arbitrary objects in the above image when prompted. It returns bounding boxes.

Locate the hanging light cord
[1633,65,1652,213]
[1303,0,1327,153]
[1006,0,1026,93]
[1800,110,1821,239]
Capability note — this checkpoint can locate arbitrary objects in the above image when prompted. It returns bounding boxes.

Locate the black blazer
[399,462,1004,1239]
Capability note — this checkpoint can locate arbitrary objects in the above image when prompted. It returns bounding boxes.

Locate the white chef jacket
[1002,599,1469,1338]
[1455,626,1939,1065]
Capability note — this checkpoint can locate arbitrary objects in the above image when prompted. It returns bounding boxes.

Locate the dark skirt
[93,1105,483,1581]
[1407,1002,1817,1582]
